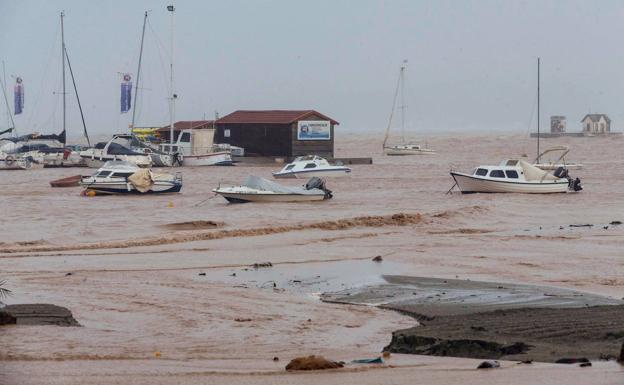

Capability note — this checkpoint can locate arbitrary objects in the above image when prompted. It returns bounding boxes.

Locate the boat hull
[50,175,82,187]
[214,190,326,203]
[273,168,351,179]
[451,172,569,194]
[384,146,436,156]
[182,152,233,166]
[80,153,152,168]
[81,180,182,195]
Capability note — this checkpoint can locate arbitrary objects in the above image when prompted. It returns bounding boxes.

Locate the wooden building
[581,114,611,134]
[215,110,339,158]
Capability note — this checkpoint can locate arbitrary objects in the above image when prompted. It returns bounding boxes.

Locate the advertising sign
[297,120,331,140]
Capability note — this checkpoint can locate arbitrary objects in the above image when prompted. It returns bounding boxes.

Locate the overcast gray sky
[1,0,623,139]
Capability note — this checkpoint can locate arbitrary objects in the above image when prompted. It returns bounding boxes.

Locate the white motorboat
[213,175,332,203]
[382,60,436,156]
[450,159,582,194]
[160,128,233,166]
[80,160,182,195]
[272,155,351,179]
[80,134,152,168]
[0,153,33,170]
[533,146,582,170]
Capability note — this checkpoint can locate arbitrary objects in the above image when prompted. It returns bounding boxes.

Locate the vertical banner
[120,73,132,113]
[14,77,24,115]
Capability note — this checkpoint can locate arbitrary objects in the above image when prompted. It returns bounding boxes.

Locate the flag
[14,77,24,115]
[121,73,132,113]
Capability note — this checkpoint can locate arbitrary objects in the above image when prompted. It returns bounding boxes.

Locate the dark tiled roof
[581,114,610,123]
[216,110,339,125]
[157,120,214,132]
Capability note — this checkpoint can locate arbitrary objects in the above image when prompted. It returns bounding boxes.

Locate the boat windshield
[474,168,488,176]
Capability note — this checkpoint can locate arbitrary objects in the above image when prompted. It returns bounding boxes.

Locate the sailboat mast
[400,61,406,143]
[61,11,67,146]
[0,61,15,135]
[167,4,175,154]
[64,47,90,147]
[537,57,540,163]
[131,11,148,131]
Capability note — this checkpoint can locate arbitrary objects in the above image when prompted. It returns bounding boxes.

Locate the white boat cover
[518,160,558,181]
[243,175,321,195]
[128,169,154,193]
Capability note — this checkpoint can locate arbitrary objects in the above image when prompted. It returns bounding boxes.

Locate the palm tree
[0,280,11,306]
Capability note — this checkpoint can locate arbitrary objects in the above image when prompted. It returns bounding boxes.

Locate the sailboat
[530,58,581,171]
[4,12,91,168]
[383,60,435,156]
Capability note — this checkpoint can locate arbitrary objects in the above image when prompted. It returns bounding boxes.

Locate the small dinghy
[50,175,82,187]
[213,175,332,203]
[80,160,182,195]
[450,159,582,194]
[272,155,351,179]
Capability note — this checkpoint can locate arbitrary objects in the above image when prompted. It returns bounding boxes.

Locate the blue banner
[120,74,132,114]
[14,77,24,115]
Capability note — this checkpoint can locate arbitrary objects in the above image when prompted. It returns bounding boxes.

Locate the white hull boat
[80,135,152,168]
[450,159,582,194]
[213,175,332,203]
[384,144,436,156]
[0,155,33,170]
[182,151,232,166]
[273,155,351,179]
[80,160,182,195]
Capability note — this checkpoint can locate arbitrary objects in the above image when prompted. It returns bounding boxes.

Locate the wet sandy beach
[1,133,623,384]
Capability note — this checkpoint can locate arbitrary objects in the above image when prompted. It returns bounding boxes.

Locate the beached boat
[383,60,435,156]
[50,174,82,187]
[450,159,582,194]
[533,146,582,170]
[80,160,182,195]
[272,155,351,179]
[213,175,332,203]
[79,134,152,168]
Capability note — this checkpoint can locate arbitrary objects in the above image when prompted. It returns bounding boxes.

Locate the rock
[234,318,252,322]
[285,355,344,371]
[384,335,532,359]
[0,304,79,326]
[520,360,533,364]
[273,356,279,361]
[65,272,73,276]
[619,342,624,363]
[372,255,383,262]
[477,360,500,369]
[610,221,622,225]
[198,272,206,276]
[579,362,592,367]
[555,357,589,364]
[382,350,391,358]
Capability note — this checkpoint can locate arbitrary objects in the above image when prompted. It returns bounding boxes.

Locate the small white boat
[80,160,182,195]
[384,143,436,156]
[182,151,232,166]
[0,153,33,170]
[79,135,152,168]
[533,146,582,170]
[272,155,351,179]
[213,175,332,203]
[450,159,582,194]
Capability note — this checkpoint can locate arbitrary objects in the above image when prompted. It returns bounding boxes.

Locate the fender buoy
[5,155,14,166]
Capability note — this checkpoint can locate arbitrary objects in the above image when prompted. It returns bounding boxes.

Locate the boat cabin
[471,160,526,180]
[93,161,139,179]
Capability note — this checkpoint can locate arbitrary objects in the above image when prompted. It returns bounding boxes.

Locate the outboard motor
[553,166,568,179]
[305,177,333,199]
[570,177,582,192]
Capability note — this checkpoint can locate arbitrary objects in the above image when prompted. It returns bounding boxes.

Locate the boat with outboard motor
[213,175,332,203]
[80,160,182,195]
[450,159,582,194]
[272,155,351,179]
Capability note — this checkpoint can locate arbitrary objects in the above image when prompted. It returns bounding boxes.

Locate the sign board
[297,120,331,140]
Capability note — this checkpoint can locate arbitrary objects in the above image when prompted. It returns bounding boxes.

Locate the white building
[581,114,611,134]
